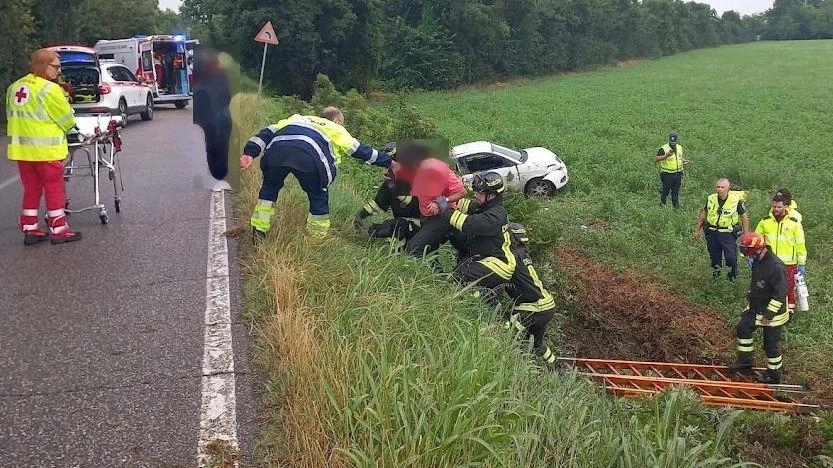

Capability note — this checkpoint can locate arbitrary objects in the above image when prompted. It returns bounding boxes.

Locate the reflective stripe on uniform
[766,299,783,314]
[397,195,412,204]
[22,223,39,231]
[541,347,555,364]
[347,139,360,155]
[306,213,330,239]
[47,208,65,218]
[11,135,66,146]
[515,296,556,313]
[21,209,39,216]
[457,198,471,213]
[50,224,68,235]
[737,337,754,353]
[250,199,275,232]
[755,310,790,327]
[768,355,783,370]
[248,136,267,152]
[7,110,50,122]
[363,200,383,214]
[450,211,467,230]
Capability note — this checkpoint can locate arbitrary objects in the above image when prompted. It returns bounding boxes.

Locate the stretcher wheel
[114,199,121,213]
[108,168,114,181]
[99,214,109,225]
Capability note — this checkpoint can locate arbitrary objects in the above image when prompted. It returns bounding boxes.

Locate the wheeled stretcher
[64,115,125,225]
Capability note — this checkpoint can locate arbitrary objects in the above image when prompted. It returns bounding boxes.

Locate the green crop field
[403,39,833,394]
[238,40,833,468]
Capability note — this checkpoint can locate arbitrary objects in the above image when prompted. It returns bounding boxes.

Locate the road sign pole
[257,42,268,96]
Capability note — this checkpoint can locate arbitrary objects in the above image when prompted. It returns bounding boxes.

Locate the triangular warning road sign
[254,21,279,45]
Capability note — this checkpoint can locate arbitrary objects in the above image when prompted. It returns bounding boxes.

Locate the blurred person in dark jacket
[192,47,233,189]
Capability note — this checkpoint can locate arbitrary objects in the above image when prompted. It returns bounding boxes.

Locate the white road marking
[198,190,239,467]
[0,176,19,191]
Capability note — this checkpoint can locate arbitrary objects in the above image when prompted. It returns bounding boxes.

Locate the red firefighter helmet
[740,231,767,257]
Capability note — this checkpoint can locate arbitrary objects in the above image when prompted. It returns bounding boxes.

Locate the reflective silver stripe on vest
[7,110,52,122]
[249,136,267,152]
[267,135,334,185]
[10,135,66,146]
[55,112,75,129]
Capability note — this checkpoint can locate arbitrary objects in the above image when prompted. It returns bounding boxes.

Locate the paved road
[0,108,259,467]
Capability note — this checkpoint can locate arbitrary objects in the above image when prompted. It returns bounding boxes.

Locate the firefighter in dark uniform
[436,171,516,303]
[728,231,790,384]
[502,223,557,364]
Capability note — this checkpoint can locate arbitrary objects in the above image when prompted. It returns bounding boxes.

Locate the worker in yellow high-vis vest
[6,49,81,245]
[654,131,690,208]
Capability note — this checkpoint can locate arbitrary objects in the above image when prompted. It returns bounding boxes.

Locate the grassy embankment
[226,84,757,466]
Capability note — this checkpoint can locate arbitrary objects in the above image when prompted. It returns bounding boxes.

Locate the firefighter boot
[727,352,754,374]
[757,369,781,384]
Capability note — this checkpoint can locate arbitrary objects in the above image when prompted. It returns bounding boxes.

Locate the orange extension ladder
[557,357,820,412]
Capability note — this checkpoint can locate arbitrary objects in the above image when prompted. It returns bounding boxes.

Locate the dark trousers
[404,216,450,258]
[706,230,738,279]
[736,308,782,371]
[200,113,231,181]
[368,217,420,242]
[259,163,329,215]
[452,258,509,306]
[510,310,555,353]
[660,172,682,207]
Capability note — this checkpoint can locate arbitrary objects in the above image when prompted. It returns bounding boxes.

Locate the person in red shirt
[394,141,467,271]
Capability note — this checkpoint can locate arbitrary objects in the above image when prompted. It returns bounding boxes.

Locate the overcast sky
[157,0,774,17]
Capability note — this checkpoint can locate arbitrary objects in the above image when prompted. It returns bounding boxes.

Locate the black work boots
[728,352,754,373]
[757,369,781,384]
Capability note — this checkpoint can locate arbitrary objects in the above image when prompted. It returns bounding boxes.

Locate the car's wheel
[117,99,128,127]
[174,100,187,109]
[525,177,555,197]
[140,94,154,121]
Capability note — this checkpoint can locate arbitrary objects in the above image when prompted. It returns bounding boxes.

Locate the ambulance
[95,35,191,108]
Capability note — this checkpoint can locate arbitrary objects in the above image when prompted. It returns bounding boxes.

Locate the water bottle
[795,273,810,312]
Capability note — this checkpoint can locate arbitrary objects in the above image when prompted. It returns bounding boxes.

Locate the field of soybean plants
[403,39,833,397]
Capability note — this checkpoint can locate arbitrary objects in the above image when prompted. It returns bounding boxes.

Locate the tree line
[1,0,179,122]
[180,0,767,98]
[2,0,832,111]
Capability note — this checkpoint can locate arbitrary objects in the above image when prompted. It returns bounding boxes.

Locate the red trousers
[17,160,70,235]
[785,264,797,310]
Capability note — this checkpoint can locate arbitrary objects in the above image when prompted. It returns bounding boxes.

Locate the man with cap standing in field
[654,131,689,208]
[694,178,749,281]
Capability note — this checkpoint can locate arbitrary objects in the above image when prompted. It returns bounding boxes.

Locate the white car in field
[452,141,569,197]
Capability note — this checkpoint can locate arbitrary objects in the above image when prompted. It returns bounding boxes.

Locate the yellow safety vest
[755,213,806,266]
[705,191,743,231]
[272,114,359,166]
[658,143,684,173]
[6,74,76,161]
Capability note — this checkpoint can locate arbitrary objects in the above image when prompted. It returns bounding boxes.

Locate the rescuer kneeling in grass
[728,231,789,384]
[436,171,516,305]
[502,223,556,364]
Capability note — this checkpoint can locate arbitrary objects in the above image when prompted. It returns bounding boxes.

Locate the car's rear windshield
[62,66,100,87]
[491,143,527,163]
